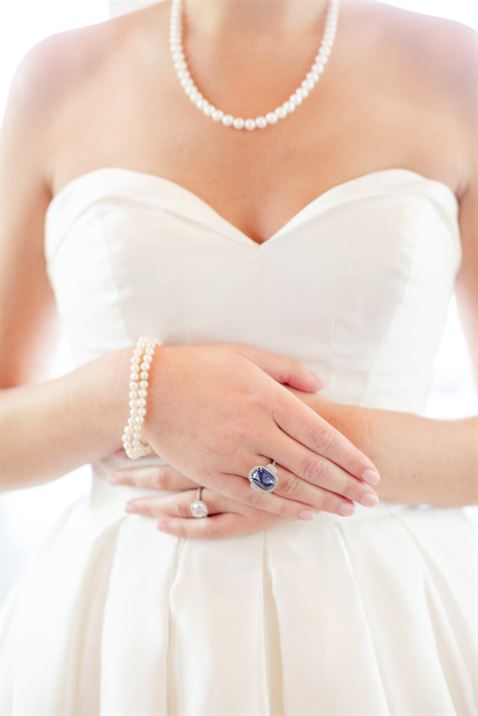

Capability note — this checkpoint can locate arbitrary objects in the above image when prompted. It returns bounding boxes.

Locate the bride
[1,0,476,713]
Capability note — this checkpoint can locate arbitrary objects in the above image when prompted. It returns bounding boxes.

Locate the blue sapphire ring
[248,460,279,493]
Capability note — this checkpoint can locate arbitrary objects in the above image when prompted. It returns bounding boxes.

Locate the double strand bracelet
[122,336,161,460]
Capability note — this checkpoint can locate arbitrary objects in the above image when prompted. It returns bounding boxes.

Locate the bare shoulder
[360,2,476,191]
[4,14,129,120]
[385,4,474,80]
[2,5,162,188]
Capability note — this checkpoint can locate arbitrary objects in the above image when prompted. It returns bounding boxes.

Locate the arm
[309,21,478,509]
[304,80,477,509]
[302,396,477,508]
[0,37,133,490]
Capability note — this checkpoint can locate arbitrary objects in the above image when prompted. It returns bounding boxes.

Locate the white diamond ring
[190,486,209,518]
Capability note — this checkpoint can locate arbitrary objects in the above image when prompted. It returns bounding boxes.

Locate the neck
[180,0,331,37]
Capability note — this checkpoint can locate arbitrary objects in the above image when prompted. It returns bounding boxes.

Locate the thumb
[233,344,326,392]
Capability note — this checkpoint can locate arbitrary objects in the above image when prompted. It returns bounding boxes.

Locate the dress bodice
[44,166,461,414]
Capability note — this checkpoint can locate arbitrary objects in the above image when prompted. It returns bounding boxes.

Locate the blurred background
[1,0,477,602]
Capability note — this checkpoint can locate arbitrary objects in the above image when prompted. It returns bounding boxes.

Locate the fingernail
[107,476,121,484]
[360,492,379,507]
[298,509,316,521]
[362,468,380,485]
[125,502,137,513]
[157,520,170,532]
[338,502,355,516]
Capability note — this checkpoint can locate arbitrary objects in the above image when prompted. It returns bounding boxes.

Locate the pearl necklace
[169,0,341,130]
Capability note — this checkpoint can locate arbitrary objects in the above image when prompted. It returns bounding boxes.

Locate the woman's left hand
[108,465,287,539]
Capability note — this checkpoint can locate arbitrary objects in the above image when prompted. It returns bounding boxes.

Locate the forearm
[363,408,477,507]
[0,347,131,491]
[317,396,478,507]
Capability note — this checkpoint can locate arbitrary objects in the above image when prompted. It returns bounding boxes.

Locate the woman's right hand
[140,343,380,521]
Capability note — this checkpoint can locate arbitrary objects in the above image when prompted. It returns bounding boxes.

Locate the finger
[156,512,264,540]
[233,343,325,392]
[266,461,374,515]
[125,487,236,518]
[107,465,197,491]
[212,471,320,521]
[121,468,322,523]
[272,393,380,482]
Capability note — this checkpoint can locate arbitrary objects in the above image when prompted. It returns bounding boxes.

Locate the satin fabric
[2,167,476,715]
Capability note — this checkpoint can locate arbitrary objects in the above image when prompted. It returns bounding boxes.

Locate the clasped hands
[108,343,381,539]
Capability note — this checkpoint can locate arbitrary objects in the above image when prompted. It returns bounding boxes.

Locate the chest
[52,26,462,246]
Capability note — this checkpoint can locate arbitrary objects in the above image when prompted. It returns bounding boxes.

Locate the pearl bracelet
[122,336,161,460]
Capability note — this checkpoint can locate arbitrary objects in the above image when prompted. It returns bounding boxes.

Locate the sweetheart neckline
[45,166,459,249]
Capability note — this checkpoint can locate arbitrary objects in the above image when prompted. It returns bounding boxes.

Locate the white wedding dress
[1,167,476,715]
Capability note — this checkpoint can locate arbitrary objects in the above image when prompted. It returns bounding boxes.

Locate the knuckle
[278,357,302,385]
[234,420,255,443]
[155,469,168,488]
[319,493,340,514]
[301,456,326,484]
[340,478,358,499]
[128,473,143,488]
[203,520,220,538]
[280,474,301,499]
[277,499,295,518]
[311,423,334,453]
[246,489,266,509]
[176,500,192,518]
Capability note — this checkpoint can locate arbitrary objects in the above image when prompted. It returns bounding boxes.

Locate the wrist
[121,337,160,459]
[309,394,373,456]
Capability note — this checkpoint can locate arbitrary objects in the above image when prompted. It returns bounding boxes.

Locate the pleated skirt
[2,469,477,716]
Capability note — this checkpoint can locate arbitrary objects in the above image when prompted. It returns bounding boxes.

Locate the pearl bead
[169,0,340,130]
[122,337,160,460]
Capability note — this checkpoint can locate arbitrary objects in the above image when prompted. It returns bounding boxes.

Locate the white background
[1,1,477,599]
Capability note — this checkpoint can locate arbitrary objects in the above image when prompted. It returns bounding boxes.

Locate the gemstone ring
[248,460,279,492]
[190,486,209,518]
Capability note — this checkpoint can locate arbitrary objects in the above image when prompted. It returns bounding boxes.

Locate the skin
[1,1,476,538]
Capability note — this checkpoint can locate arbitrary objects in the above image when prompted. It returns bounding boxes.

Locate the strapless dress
[1,167,476,715]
